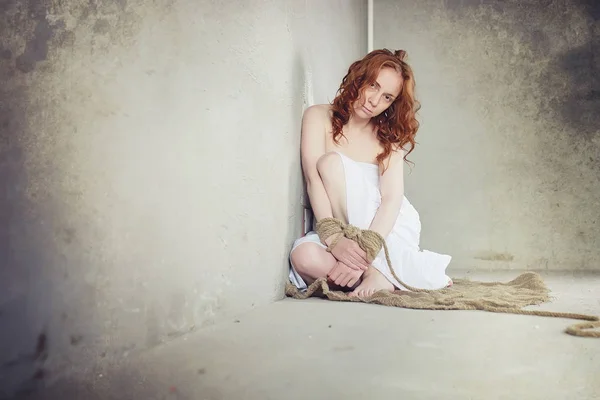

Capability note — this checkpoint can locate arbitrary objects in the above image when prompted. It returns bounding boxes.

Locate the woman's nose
[368,95,379,107]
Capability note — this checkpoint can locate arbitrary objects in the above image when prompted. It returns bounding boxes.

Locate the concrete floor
[23,271,600,400]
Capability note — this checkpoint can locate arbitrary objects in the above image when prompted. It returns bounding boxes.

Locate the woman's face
[354,67,403,119]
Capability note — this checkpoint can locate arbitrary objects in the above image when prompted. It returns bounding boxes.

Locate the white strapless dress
[289,151,452,291]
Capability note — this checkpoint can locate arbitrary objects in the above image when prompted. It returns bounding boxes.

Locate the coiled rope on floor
[315,217,600,338]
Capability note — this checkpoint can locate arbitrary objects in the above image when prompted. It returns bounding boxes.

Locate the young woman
[288,49,452,298]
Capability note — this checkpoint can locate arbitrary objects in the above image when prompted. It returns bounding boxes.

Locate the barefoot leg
[317,152,349,223]
[292,152,368,291]
[349,266,395,297]
[291,244,365,291]
[290,243,337,285]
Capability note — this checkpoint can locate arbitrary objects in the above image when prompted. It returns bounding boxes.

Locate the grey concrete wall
[375,0,600,272]
[0,0,366,397]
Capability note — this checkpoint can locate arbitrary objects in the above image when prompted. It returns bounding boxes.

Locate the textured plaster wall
[0,0,366,397]
[375,0,600,272]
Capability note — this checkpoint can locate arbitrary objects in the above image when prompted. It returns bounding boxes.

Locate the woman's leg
[290,243,337,286]
[290,152,350,287]
[317,154,395,297]
[296,152,449,295]
[316,152,348,223]
[291,244,362,291]
[292,152,395,295]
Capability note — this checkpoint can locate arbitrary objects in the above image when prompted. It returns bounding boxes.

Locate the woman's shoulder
[303,104,332,121]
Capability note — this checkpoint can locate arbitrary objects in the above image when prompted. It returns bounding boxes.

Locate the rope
[315,217,600,338]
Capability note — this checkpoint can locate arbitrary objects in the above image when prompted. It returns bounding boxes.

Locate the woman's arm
[300,105,334,223]
[368,148,405,239]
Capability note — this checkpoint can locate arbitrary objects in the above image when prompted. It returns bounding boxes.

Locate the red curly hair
[330,49,421,171]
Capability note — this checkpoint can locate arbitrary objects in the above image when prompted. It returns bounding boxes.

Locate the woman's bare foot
[349,267,394,298]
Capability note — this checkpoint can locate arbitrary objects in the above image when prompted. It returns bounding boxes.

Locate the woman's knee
[316,152,344,182]
[291,243,336,279]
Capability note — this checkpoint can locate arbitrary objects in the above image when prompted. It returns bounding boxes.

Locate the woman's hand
[328,261,365,288]
[325,234,370,271]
